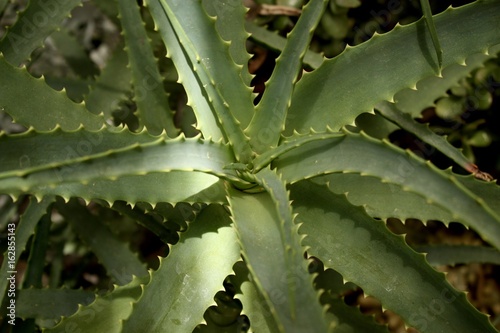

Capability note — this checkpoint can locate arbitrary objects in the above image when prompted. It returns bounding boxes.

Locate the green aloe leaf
[273,130,500,250]
[244,21,324,70]
[394,47,500,117]
[0,132,240,195]
[194,290,244,332]
[227,172,329,333]
[0,196,16,229]
[253,131,340,172]
[291,180,497,333]
[246,0,328,153]
[117,0,177,136]
[314,171,500,225]
[0,127,159,178]
[110,201,179,245]
[375,100,488,179]
[146,0,254,162]
[56,199,147,284]
[312,174,454,223]
[49,28,99,79]
[122,204,240,332]
[145,0,223,141]
[229,261,281,333]
[203,0,253,88]
[0,196,54,304]
[46,275,148,333]
[419,0,442,70]
[454,174,500,218]
[314,268,391,333]
[84,44,132,118]
[0,0,83,65]
[0,55,104,131]
[416,245,500,266]
[42,76,92,104]
[23,214,51,288]
[2,172,226,207]
[17,288,95,321]
[285,1,500,134]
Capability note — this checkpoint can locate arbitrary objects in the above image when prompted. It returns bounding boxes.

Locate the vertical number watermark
[6,222,16,325]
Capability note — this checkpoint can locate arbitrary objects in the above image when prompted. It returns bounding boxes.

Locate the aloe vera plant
[1,0,500,332]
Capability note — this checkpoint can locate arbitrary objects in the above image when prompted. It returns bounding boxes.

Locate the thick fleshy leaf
[246,0,328,153]
[202,0,253,89]
[2,172,226,207]
[22,214,51,288]
[274,130,500,250]
[227,176,329,333]
[110,201,180,245]
[291,181,497,333]
[0,0,82,65]
[0,131,240,199]
[0,127,158,177]
[0,55,104,131]
[312,174,454,223]
[117,0,177,136]
[46,275,148,333]
[84,45,132,118]
[57,199,147,284]
[16,288,95,321]
[146,0,254,162]
[0,196,54,304]
[229,261,281,333]
[395,40,500,118]
[314,268,391,333]
[375,100,490,180]
[285,1,500,134]
[419,0,442,69]
[244,21,324,70]
[253,131,340,172]
[455,174,500,218]
[122,204,240,332]
[416,245,500,266]
[145,0,223,141]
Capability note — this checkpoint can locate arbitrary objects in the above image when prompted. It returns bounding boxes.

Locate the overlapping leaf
[0,196,54,303]
[16,288,95,321]
[84,45,132,118]
[246,0,328,153]
[117,0,177,136]
[274,130,500,250]
[0,55,104,131]
[146,0,254,162]
[285,1,500,134]
[0,130,239,195]
[46,275,148,333]
[291,181,497,333]
[122,204,240,332]
[57,199,147,284]
[227,169,330,333]
[0,0,82,65]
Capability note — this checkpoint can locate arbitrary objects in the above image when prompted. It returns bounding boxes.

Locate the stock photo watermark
[5,222,17,325]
